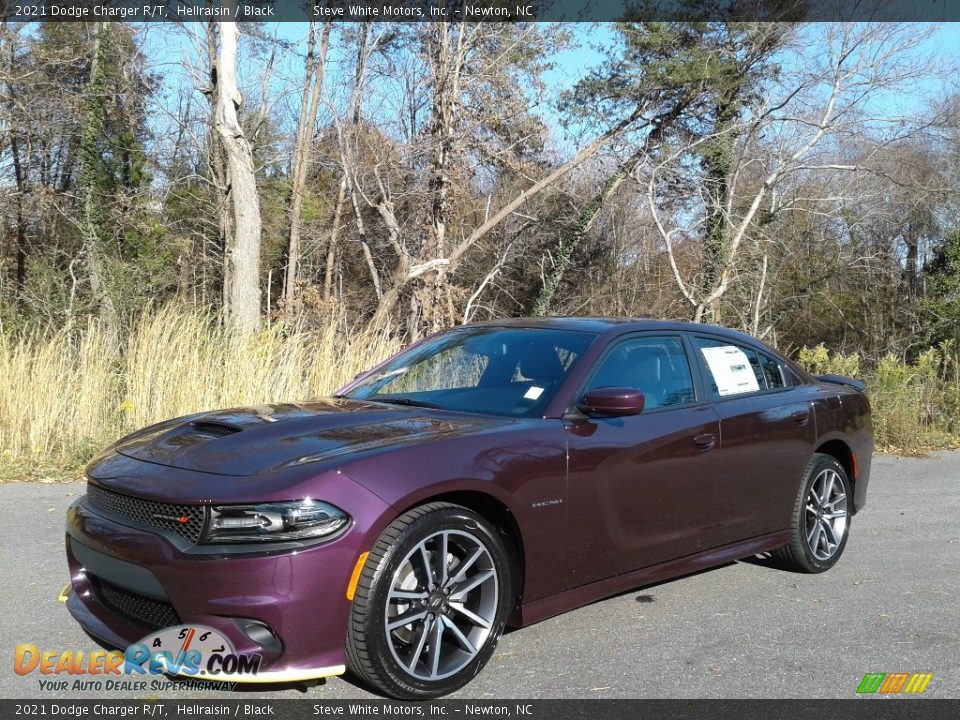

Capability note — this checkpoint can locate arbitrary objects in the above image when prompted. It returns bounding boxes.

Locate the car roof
[467,316,762,344]
[465,316,810,381]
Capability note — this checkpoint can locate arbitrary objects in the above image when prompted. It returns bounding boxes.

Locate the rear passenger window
[783,366,804,386]
[759,353,785,389]
[695,337,762,398]
[695,337,787,397]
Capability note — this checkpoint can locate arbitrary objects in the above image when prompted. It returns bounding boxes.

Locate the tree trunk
[283,20,331,310]
[4,26,27,302]
[698,85,745,325]
[204,23,229,307]
[324,23,370,305]
[78,22,116,324]
[322,176,348,303]
[422,22,464,332]
[214,21,262,333]
[904,218,920,297]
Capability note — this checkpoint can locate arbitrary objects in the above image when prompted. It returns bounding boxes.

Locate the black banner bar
[2,700,959,720]
[2,0,960,23]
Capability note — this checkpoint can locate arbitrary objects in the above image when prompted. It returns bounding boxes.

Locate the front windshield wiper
[370,397,444,410]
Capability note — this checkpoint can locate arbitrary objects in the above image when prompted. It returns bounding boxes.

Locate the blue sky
[138,21,960,160]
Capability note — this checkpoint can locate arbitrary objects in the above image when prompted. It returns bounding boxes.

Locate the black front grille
[94,577,180,629]
[86,483,206,544]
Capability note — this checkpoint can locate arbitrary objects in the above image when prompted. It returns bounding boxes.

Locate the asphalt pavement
[1,452,957,699]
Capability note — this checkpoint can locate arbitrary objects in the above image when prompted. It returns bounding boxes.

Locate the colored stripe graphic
[857,673,886,693]
[904,673,933,694]
[880,672,907,693]
[857,672,932,694]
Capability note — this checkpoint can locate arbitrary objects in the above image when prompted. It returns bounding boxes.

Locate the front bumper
[64,481,390,682]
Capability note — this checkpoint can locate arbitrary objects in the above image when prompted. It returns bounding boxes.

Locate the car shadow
[738,551,798,572]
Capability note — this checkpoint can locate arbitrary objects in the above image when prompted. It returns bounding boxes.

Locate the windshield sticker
[700,346,760,396]
[523,386,545,400]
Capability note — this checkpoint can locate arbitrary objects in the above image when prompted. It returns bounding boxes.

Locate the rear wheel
[772,454,852,573]
[346,503,512,699]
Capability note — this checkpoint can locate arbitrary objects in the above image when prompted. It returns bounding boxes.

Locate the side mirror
[579,387,645,417]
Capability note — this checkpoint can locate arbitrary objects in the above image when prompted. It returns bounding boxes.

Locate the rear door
[690,335,817,541]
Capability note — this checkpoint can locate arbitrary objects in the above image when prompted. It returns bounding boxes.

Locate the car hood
[111,398,503,477]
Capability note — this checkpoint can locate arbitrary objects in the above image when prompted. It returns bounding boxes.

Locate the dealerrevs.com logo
[856,672,933,695]
[14,625,261,691]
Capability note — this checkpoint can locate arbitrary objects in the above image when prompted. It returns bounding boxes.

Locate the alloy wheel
[383,529,499,681]
[804,467,848,561]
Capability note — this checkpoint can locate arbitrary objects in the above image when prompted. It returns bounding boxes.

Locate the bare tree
[643,23,940,325]
[365,104,644,331]
[2,21,28,303]
[325,23,375,305]
[283,19,332,310]
[212,21,261,332]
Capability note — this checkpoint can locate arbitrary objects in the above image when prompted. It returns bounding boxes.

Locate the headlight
[201,500,349,544]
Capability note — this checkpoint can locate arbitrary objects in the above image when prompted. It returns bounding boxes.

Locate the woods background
[1,19,959,479]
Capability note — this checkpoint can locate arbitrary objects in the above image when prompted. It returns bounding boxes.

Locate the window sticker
[700,346,760,396]
[523,386,544,400]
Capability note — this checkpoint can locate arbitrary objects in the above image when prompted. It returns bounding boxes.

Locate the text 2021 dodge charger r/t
[63,318,873,698]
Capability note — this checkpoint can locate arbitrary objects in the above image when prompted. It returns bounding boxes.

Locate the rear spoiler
[815,374,866,393]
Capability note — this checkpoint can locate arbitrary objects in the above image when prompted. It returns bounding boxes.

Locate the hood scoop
[191,420,243,437]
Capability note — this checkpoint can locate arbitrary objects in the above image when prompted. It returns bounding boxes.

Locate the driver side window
[586,336,694,410]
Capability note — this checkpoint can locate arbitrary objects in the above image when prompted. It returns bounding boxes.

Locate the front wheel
[772,454,852,573]
[346,503,513,699]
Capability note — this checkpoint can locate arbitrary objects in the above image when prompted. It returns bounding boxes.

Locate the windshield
[343,327,597,418]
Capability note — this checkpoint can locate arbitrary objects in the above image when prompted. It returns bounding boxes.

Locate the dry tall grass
[3,312,959,481]
[0,308,401,480]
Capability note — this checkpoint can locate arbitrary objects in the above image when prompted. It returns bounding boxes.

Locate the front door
[563,334,728,587]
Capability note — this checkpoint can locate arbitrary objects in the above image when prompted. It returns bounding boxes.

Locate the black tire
[772,453,852,573]
[346,502,513,699]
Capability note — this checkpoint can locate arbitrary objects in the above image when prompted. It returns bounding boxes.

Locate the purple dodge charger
[64,318,872,698]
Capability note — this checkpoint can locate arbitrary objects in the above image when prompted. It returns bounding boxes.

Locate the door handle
[791,410,809,426]
[693,433,716,450]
